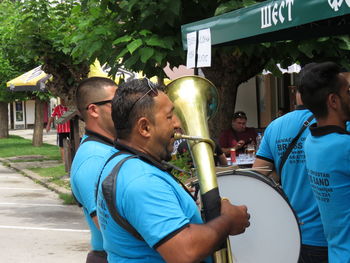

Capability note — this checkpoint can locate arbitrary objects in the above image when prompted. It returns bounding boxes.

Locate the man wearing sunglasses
[96,78,250,263]
[300,62,350,263]
[70,77,118,263]
[219,111,258,155]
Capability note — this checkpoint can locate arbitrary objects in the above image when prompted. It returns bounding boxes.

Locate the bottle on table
[256,132,262,151]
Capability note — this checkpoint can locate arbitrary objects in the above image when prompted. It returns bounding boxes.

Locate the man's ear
[137,117,151,138]
[86,104,99,118]
[328,93,339,110]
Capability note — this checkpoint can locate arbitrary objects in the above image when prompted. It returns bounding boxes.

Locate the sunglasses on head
[85,99,112,110]
[127,78,159,114]
[233,112,246,119]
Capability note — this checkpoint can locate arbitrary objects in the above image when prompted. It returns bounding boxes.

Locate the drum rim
[217,169,302,254]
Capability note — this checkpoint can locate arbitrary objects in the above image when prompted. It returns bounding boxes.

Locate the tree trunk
[32,97,44,146]
[0,101,9,138]
[203,50,269,139]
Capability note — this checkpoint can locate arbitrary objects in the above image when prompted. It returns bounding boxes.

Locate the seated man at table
[219,111,258,155]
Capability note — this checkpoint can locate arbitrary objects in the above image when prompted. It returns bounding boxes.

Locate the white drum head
[217,172,301,263]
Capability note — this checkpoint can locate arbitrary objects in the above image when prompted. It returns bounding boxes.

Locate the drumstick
[236,167,272,172]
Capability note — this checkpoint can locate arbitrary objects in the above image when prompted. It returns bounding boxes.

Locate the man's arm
[218,153,228,166]
[46,116,54,132]
[222,140,245,156]
[92,215,100,230]
[157,199,249,263]
[253,157,279,182]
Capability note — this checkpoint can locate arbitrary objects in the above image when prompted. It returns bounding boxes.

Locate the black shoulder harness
[101,154,144,240]
[100,141,196,241]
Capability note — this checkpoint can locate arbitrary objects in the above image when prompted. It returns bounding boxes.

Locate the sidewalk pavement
[9,128,58,146]
[1,129,71,197]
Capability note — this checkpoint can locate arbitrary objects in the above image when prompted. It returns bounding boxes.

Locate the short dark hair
[112,78,164,139]
[298,62,342,118]
[233,111,247,120]
[75,77,117,119]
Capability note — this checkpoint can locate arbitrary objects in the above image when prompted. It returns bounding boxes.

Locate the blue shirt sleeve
[256,124,274,162]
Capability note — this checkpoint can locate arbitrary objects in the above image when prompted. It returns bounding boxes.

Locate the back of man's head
[298,62,342,118]
[112,78,164,140]
[76,77,117,120]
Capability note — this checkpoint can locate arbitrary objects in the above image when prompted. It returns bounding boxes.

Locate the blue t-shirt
[97,152,204,262]
[305,124,350,262]
[70,132,116,251]
[256,108,327,246]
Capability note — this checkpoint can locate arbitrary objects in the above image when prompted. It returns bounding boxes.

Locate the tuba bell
[167,76,232,263]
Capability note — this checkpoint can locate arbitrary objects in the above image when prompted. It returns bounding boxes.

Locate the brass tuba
[167,76,232,263]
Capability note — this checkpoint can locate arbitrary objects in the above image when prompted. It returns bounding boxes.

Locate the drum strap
[278,114,314,186]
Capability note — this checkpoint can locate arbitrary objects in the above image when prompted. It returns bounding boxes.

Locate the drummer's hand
[235,140,245,150]
[220,199,250,235]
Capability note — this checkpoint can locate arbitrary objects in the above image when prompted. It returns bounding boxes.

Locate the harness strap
[278,114,314,186]
[101,155,144,241]
[94,151,127,201]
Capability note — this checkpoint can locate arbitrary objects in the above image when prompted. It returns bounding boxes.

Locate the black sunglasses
[85,100,112,110]
[127,78,159,114]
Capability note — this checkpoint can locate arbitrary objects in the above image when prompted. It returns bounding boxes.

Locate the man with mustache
[96,78,250,262]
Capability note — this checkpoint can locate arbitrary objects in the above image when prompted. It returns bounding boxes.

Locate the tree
[0,0,89,144]
[0,55,23,138]
[0,1,31,138]
[64,0,350,138]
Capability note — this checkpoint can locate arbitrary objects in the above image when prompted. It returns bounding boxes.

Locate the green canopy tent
[181,0,350,49]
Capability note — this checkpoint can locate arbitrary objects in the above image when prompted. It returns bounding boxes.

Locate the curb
[0,157,71,196]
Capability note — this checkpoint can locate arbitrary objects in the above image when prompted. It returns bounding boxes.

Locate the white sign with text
[197,28,212,68]
[186,31,197,69]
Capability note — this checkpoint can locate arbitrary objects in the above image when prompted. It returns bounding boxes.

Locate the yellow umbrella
[6,66,52,92]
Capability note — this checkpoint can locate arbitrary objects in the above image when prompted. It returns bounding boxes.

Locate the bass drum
[217,170,301,263]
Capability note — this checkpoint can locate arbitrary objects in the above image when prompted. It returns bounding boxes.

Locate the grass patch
[59,193,77,205]
[29,164,70,189]
[0,135,60,160]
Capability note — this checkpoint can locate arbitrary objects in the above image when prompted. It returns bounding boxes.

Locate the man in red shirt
[219,111,257,155]
[46,98,71,162]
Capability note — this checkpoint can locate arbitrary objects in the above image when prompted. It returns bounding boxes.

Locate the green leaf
[338,36,350,50]
[317,37,329,42]
[298,43,314,58]
[265,60,283,77]
[139,29,152,37]
[113,35,132,45]
[153,52,166,64]
[127,39,143,54]
[124,54,140,69]
[215,1,243,16]
[145,36,173,50]
[140,47,154,63]
[116,47,129,59]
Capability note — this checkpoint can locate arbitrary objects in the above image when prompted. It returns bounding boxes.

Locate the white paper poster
[186,31,197,69]
[197,28,211,68]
